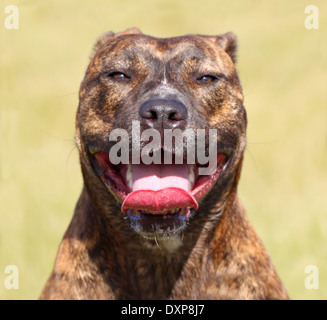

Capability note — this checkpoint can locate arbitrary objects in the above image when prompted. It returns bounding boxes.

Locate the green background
[1,0,326,299]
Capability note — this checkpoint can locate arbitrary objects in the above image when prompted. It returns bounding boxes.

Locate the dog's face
[76,29,247,240]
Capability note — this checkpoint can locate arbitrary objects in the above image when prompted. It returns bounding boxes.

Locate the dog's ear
[211,32,238,63]
[91,28,143,58]
[92,31,115,52]
[91,31,115,58]
[115,28,143,37]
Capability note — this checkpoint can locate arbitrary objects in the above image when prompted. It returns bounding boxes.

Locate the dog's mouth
[92,150,230,238]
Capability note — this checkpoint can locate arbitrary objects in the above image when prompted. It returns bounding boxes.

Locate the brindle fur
[40,28,289,300]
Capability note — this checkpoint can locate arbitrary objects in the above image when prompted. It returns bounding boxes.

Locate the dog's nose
[139,99,187,131]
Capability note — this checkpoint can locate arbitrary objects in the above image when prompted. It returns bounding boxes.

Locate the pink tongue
[121,164,198,214]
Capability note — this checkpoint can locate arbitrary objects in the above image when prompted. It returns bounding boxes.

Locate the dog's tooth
[126,164,132,180]
[126,164,133,189]
[188,165,195,190]
[89,146,100,154]
[188,165,195,182]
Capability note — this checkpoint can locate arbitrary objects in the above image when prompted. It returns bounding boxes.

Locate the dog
[40,28,289,299]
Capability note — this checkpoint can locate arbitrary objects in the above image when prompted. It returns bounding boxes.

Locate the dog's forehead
[99,34,226,66]
[134,35,213,55]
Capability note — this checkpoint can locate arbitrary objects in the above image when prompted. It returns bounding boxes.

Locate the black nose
[139,99,187,131]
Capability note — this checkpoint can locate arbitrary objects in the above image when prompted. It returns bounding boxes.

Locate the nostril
[151,110,157,120]
[139,106,157,120]
[169,112,179,121]
[170,102,187,122]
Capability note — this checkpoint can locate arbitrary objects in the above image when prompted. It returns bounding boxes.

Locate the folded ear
[91,31,115,58]
[211,32,238,63]
[91,28,143,58]
[92,31,115,53]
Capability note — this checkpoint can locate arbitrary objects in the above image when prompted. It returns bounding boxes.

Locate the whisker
[154,237,162,250]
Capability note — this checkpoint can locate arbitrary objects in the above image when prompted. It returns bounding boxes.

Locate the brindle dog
[40,28,289,299]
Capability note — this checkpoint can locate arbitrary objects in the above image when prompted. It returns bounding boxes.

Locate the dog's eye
[106,71,131,81]
[197,75,218,83]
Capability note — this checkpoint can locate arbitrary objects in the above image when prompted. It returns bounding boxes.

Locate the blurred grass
[0,0,326,299]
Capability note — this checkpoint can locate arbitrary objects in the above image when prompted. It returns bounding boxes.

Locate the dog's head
[75,28,247,241]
